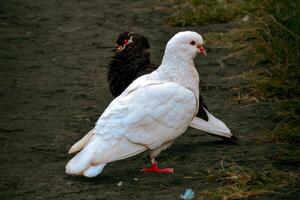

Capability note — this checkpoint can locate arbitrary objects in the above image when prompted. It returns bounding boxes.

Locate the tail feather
[83,164,106,177]
[68,129,95,154]
[189,109,232,138]
[66,134,147,177]
[66,135,103,175]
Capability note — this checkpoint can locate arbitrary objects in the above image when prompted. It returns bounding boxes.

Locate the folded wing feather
[66,78,197,176]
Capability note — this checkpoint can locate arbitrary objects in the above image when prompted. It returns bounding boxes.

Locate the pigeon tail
[83,164,106,177]
[66,135,105,175]
[189,108,232,138]
[68,129,95,154]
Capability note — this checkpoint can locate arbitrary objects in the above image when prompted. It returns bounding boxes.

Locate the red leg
[142,161,174,173]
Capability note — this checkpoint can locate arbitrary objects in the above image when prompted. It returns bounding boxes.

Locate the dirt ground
[0,0,298,200]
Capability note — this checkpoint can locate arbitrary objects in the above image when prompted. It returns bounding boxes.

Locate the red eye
[190,41,195,45]
[123,39,129,45]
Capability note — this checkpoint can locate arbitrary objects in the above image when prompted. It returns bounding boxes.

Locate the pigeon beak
[114,45,125,53]
[197,45,207,56]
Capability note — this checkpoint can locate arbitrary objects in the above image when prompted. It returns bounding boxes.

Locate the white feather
[68,128,95,154]
[83,164,106,177]
[66,80,197,176]
[189,109,232,138]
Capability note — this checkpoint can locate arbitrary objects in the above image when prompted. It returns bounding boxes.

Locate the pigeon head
[114,32,150,53]
[164,31,206,61]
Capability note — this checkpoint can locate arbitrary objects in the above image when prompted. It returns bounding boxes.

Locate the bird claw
[141,162,174,173]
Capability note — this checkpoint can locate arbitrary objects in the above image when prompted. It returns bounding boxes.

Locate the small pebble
[117,181,123,187]
[241,15,250,22]
[134,178,138,181]
[180,188,195,200]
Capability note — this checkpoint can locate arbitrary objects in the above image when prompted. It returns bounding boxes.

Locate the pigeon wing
[97,81,197,152]
[66,80,197,175]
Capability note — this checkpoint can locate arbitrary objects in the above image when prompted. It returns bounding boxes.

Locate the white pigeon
[66,31,222,177]
[108,32,234,141]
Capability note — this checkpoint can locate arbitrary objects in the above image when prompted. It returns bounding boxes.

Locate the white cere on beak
[128,36,133,44]
[116,36,134,52]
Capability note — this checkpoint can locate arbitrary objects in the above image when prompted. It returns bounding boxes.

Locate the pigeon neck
[161,47,195,66]
[156,51,199,99]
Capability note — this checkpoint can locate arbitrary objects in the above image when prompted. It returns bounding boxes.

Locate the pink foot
[142,162,174,173]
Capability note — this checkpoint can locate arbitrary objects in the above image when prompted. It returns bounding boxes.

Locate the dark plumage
[107,32,209,121]
[107,32,157,97]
